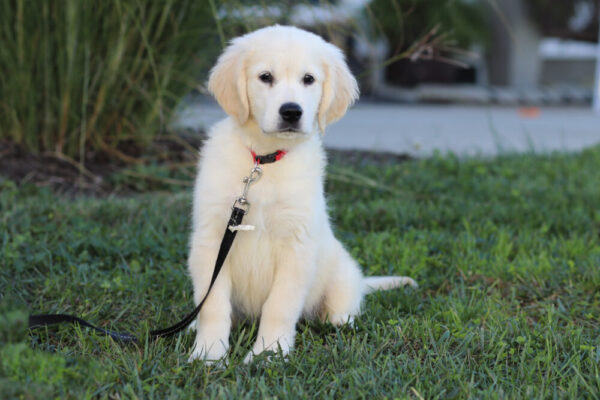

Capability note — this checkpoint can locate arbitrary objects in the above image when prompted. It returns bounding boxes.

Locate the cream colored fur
[188,25,416,363]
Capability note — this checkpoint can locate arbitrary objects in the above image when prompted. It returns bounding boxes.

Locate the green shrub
[0,0,221,163]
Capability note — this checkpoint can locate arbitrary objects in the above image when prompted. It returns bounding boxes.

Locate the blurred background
[1,0,599,190]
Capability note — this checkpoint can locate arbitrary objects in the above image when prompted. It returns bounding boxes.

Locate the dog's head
[208,25,359,138]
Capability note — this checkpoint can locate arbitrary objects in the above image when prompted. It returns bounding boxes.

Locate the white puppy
[188,25,416,363]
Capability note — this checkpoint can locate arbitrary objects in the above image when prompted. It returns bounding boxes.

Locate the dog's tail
[363,276,417,294]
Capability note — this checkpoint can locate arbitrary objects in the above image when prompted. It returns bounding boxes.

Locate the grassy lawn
[2,148,600,399]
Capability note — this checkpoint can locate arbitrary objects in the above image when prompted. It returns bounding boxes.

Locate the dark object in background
[386,59,477,87]
[527,0,600,42]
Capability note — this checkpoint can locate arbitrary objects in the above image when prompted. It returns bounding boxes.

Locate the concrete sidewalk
[174,101,600,157]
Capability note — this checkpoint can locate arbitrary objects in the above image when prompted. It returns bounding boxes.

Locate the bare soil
[0,138,411,195]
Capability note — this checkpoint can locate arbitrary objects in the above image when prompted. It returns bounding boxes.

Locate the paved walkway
[174,101,600,157]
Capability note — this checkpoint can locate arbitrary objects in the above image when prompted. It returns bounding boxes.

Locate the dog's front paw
[243,335,292,364]
[189,350,225,366]
[329,313,355,327]
[188,334,228,364]
[242,348,283,364]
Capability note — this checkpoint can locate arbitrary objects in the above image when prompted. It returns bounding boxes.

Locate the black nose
[279,103,303,123]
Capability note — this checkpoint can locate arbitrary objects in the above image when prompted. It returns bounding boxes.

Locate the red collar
[250,149,287,165]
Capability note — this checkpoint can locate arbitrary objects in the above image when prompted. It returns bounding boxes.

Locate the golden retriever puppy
[188,25,416,363]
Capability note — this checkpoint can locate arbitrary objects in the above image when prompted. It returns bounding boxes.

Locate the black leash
[28,149,283,344]
[28,206,246,343]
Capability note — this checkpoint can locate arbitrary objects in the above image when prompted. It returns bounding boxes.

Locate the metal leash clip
[232,162,262,214]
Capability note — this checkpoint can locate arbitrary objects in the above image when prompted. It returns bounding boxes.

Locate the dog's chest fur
[229,159,325,317]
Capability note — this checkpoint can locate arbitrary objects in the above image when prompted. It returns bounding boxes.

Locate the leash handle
[28,207,247,343]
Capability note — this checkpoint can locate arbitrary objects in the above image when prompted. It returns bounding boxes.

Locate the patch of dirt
[0,142,113,194]
[0,137,412,196]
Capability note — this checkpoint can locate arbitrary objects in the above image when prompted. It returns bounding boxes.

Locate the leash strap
[28,149,284,344]
[28,206,246,343]
[149,206,245,339]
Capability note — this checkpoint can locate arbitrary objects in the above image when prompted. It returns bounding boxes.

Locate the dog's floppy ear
[318,44,359,133]
[208,38,249,124]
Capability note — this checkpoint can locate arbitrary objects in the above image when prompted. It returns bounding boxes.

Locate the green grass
[2,148,600,399]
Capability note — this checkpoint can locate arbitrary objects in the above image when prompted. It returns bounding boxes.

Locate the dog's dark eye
[259,72,273,84]
[303,74,315,85]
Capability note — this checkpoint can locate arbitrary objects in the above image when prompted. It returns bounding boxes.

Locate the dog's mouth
[263,127,305,138]
[276,129,305,138]
[278,127,302,133]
